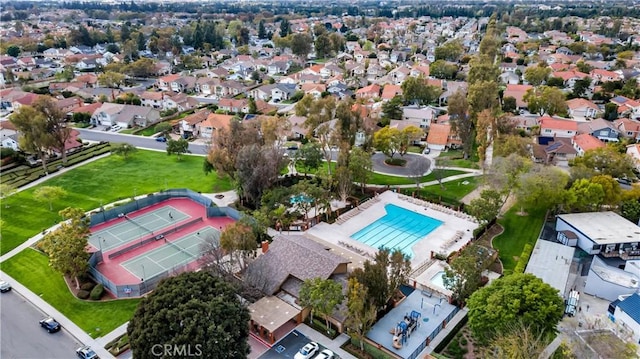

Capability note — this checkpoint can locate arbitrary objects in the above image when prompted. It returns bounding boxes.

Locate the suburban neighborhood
[2,1,640,358]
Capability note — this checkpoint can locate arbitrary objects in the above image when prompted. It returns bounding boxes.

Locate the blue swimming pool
[350,204,443,257]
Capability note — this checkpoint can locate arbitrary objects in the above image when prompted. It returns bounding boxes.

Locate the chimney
[261,240,269,254]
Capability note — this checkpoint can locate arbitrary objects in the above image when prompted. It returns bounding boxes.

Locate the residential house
[249,84,297,102]
[504,84,533,109]
[244,235,350,337]
[509,114,540,134]
[615,118,640,141]
[500,71,520,85]
[286,115,308,140]
[539,117,578,138]
[402,106,437,129]
[355,84,381,100]
[170,76,197,93]
[387,66,411,85]
[91,103,161,128]
[426,123,460,150]
[571,133,605,156]
[164,92,199,112]
[56,97,84,114]
[611,96,640,120]
[0,120,18,151]
[178,110,211,138]
[532,137,577,165]
[566,98,600,120]
[300,83,326,99]
[157,74,181,91]
[381,84,402,101]
[439,81,468,106]
[590,69,622,83]
[218,98,249,114]
[552,70,590,88]
[140,91,164,109]
[577,118,619,142]
[197,113,234,142]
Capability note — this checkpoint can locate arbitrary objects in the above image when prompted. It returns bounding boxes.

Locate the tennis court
[89,205,191,252]
[120,226,220,280]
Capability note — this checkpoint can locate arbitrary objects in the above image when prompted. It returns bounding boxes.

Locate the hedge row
[2,143,112,188]
[513,243,534,274]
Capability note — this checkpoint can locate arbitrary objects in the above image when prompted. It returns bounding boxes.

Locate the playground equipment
[391,310,422,349]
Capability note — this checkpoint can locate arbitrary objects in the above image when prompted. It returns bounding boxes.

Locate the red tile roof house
[197,113,234,142]
[426,123,461,151]
[156,74,181,91]
[381,84,403,101]
[614,118,640,142]
[356,84,381,100]
[178,110,211,138]
[611,96,640,120]
[566,98,600,121]
[532,137,577,165]
[504,84,533,109]
[572,134,605,156]
[552,70,590,88]
[539,116,579,138]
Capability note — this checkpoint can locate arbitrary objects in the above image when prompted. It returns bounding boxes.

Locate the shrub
[90,284,104,300]
[77,290,90,299]
[80,282,96,291]
[385,158,406,166]
[514,243,533,273]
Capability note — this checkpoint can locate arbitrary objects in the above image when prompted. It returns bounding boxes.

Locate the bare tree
[408,157,431,188]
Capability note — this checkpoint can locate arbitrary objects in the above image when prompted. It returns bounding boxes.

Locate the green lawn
[437,149,480,169]
[138,127,157,136]
[416,175,481,201]
[0,151,232,254]
[493,205,547,272]
[368,169,466,185]
[119,128,136,134]
[2,249,140,338]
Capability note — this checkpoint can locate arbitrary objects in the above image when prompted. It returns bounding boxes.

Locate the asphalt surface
[371,152,431,176]
[258,330,334,359]
[1,290,83,359]
[75,128,209,155]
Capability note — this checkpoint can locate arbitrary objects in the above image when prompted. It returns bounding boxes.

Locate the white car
[110,125,122,132]
[0,280,11,293]
[294,342,319,359]
[316,349,335,359]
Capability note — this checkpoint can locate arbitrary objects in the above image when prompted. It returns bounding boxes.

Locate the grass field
[368,169,466,185]
[493,205,547,272]
[416,175,481,201]
[0,151,232,254]
[437,149,480,169]
[2,249,140,338]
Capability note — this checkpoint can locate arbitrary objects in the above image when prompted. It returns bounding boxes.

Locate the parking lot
[258,330,338,359]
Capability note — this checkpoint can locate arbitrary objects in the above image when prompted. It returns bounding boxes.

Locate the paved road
[75,128,209,155]
[1,290,83,359]
[371,152,431,176]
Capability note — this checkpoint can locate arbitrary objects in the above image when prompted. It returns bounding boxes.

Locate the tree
[468,81,500,116]
[570,147,635,179]
[564,178,604,212]
[467,273,564,344]
[120,22,131,42]
[591,175,621,207]
[604,102,618,121]
[523,86,567,116]
[352,247,408,311]
[206,120,262,180]
[314,33,332,59]
[290,33,312,60]
[127,272,250,359]
[381,95,403,123]
[39,207,90,288]
[154,122,173,136]
[297,142,323,176]
[483,322,550,359]
[429,60,458,80]
[219,222,257,271]
[487,154,532,206]
[398,126,423,157]
[33,97,73,165]
[299,278,344,330]
[443,244,491,305]
[515,164,569,213]
[373,126,401,159]
[111,143,137,159]
[10,105,51,173]
[6,44,20,57]
[334,165,352,202]
[493,134,530,158]
[166,138,189,161]
[434,39,464,62]
[408,156,430,188]
[349,147,372,193]
[98,71,125,88]
[34,186,67,211]
[258,20,267,39]
[501,96,517,114]
[235,145,286,205]
[572,77,592,98]
[524,65,552,86]
[467,55,500,85]
[447,90,472,159]
[466,189,503,224]
[345,278,377,352]
[388,249,411,299]
[621,199,640,224]
[279,18,291,36]
[401,76,441,106]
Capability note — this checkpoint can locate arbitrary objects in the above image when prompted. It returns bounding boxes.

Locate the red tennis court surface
[92,198,235,286]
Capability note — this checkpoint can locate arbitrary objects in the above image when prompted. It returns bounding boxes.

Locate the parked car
[110,125,122,132]
[39,317,61,333]
[76,346,99,359]
[0,280,11,292]
[294,342,319,359]
[155,136,167,142]
[316,349,335,359]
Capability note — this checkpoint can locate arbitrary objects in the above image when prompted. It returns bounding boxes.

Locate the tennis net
[125,215,154,234]
[166,240,198,259]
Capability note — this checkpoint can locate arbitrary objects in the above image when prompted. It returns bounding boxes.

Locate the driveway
[1,290,83,359]
[371,152,431,176]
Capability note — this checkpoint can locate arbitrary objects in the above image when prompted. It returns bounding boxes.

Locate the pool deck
[306,191,478,289]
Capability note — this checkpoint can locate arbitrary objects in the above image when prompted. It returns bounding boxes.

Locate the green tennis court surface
[89,205,190,252]
[121,226,220,280]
